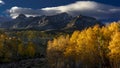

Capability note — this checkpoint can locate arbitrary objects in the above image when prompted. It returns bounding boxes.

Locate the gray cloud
[0,0,5,5]
[8,1,120,20]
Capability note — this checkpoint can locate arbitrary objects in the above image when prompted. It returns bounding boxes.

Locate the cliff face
[0,13,102,31]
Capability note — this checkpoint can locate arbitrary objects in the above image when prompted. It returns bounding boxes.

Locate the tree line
[0,30,53,62]
[47,22,120,68]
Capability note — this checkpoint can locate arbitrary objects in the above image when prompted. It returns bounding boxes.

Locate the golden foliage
[47,22,120,68]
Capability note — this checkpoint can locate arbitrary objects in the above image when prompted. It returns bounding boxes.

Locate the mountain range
[0,13,102,31]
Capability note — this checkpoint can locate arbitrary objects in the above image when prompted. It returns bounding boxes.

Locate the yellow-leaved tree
[47,35,70,68]
[47,22,120,68]
[108,32,120,68]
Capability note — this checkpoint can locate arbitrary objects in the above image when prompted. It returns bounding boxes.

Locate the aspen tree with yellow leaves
[109,32,120,68]
[47,22,120,68]
[47,35,70,68]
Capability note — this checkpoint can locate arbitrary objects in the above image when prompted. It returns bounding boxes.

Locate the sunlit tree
[108,32,120,68]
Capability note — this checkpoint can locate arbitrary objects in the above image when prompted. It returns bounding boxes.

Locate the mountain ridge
[0,13,102,31]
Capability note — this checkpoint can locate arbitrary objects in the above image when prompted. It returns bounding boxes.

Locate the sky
[0,0,120,21]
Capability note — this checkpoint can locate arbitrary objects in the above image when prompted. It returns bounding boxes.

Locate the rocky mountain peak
[0,12,102,30]
[16,14,27,19]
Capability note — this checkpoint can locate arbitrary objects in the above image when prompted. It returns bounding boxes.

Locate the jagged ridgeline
[0,12,102,31]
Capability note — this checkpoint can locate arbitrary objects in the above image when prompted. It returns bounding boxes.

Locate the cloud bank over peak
[9,6,43,18]
[42,1,98,12]
[8,1,120,20]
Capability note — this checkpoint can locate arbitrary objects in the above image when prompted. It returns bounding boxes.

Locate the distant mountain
[0,13,102,31]
[65,15,101,30]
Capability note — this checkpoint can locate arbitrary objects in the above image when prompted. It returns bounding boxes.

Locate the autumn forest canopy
[0,21,120,68]
[47,21,120,68]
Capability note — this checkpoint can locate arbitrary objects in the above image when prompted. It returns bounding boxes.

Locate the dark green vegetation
[0,30,66,63]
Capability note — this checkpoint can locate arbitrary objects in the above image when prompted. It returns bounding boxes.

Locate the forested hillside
[47,21,120,68]
[0,21,119,68]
